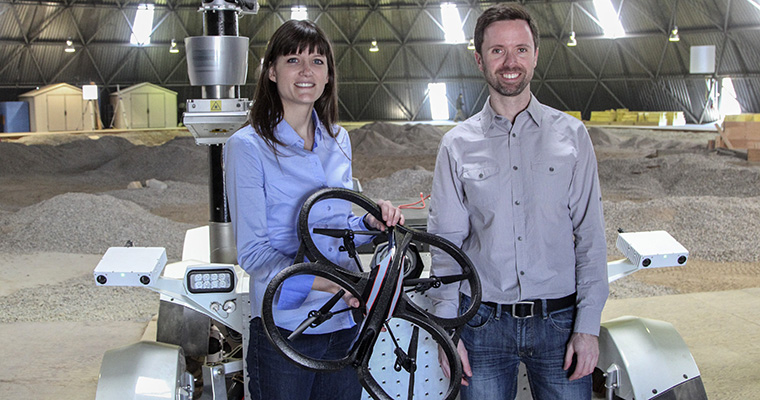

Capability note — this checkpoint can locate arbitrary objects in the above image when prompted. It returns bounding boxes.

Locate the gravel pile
[0,135,207,186]
[0,273,159,323]
[351,122,444,155]
[362,166,434,199]
[0,192,192,260]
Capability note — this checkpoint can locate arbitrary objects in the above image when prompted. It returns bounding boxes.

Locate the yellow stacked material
[665,112,686,126]
[637,112,666,126]
[754,114,760,122]
[564,111,582,120]
[617,112,638,125]
[588,110,615,125]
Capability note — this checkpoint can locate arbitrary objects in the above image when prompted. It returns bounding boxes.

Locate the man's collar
[479,93,543,134]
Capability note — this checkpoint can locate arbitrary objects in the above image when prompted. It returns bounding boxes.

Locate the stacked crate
[715,115,760,161]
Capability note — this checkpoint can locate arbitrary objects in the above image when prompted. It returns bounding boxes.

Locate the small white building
[19,83,96,132]
[109,83,178,129]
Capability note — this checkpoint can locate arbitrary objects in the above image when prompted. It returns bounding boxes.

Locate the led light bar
[186,268,235,293]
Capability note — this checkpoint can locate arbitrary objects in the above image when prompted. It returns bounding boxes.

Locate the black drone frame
[261,188,482,400]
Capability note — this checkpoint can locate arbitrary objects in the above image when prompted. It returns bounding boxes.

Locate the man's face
[475,19,538,98]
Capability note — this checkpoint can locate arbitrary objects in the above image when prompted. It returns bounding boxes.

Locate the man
[454,92,467,122]
[428,3,608,400]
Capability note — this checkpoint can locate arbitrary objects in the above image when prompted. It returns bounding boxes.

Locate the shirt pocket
[459,163,501,207]
[530,161,572,205]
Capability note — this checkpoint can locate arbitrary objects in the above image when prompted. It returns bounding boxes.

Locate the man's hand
[564,332,599,381]
[364,199,405,231]
[438,340,472,386]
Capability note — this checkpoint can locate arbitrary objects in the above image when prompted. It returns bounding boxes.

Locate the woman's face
[268,49,330,111]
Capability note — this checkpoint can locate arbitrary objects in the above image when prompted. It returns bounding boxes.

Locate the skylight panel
[428,83,449,120]
[592,0,625,38]
[130,4,155,45]
[441,3,465,44]
[720,77,743,116]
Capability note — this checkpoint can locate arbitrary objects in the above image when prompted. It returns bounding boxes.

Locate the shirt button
[478,173,484,178]
[513,166,518,170]
[515,200,520,205]
[549,167,555,172]
[520,271,525,276]
[512,133,516,137]
[517,236,522,241]
[327,206,331,211]
[328,247,333,252]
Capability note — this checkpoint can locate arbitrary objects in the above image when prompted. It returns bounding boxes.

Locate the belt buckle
[511,301,535,319]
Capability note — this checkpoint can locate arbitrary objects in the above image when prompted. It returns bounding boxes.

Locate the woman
[224,20,404,400]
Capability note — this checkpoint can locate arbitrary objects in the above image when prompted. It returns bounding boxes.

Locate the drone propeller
[288,289,348,340]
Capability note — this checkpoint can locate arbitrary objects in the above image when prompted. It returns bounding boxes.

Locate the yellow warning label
[210,100,222,112]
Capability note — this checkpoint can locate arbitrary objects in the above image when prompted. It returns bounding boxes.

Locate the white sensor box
[94,247,167,287]
[616,230,688,269]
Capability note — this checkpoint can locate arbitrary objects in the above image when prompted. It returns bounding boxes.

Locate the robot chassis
[92,0,708,398]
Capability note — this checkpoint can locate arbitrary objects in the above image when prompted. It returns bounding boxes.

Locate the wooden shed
[109,83,178,129]
[19,83,96,132]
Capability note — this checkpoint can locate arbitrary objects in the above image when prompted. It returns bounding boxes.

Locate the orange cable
[399,192,431,209]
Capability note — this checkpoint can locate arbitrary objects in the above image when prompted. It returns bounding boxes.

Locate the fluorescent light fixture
[669,27,680,42]
[291,6,308,21]
[428,82,449,120]
[467,38,475,50]
[169,38,179,53]
[441,3,465,44]
[567,31,577,47]
[64,39,76,53]
[369,40,379,52]
[130,4,155,45]
[592,0,625,38]
[567,4,577,47]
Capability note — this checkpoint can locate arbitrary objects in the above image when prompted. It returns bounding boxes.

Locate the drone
[260,188,482,400]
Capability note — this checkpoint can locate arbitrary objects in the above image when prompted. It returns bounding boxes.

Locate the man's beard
[484,67,531,97]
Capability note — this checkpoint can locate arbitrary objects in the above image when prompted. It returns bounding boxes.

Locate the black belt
[483,293,576,319]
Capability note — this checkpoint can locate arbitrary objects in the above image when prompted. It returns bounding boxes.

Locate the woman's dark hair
[474,3,540,54]
[248,20,338,153]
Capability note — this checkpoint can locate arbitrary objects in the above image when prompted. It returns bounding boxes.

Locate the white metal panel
[64,94,83,131]
[131,93,149,128]
[47,94,66,131]
[149,92,165,128]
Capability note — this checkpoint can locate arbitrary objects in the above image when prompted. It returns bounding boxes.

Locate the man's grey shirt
[428,95,609,335]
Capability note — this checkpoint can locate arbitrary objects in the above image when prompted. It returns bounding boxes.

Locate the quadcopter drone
[260,188,482,400]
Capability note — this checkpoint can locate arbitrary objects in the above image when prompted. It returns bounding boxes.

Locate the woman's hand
[364,200,405,231]
[312,276,360,308]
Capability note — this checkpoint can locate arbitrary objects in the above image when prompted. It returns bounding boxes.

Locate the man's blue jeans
[459,295,592,400]
[246,317,362,400]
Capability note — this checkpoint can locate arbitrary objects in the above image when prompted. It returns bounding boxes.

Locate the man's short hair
[474,3,540,54]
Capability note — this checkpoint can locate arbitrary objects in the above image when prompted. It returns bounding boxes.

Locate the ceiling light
[169,38,179,53]
[369,40,379,53]
[64,39,75,53]
[669,26,680,42]
[567,31,577,47]
[467,39,475,51]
